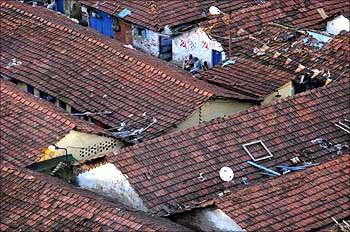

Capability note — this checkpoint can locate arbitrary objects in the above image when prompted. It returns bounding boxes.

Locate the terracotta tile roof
[201,56,296,100]
[79,0,258,31]
[107,79,350,215]
[233,24,350,78]
[0,164,191,231]
[214,155,350,231]
[199,24,349,99]
[203,0,350,51]
[0,79,109,167]
[0,2,224,141]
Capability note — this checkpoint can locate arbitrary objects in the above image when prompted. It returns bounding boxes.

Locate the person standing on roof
[184,54,194,71]
[190,57,202,74]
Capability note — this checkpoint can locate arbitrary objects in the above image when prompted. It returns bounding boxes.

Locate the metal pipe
[248,161,281,176]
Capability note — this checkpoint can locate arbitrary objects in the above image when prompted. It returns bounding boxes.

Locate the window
[135,27,147,38]
[59,100,67,110]
[71,107,80,114]
[27,84,34,94]
[39,91,55,103]
[39,91,48,100]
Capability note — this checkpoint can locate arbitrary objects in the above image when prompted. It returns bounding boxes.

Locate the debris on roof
[202,0,350,52]
[106,79,350,215]
[117,8,131,18]
[212,155,350,231]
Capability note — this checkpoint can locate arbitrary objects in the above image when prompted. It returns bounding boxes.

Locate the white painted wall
[326,15,350,35]
[175,208,245,232]
[76,163,148,211]
[132,26,160,56]
[172,27,225,67]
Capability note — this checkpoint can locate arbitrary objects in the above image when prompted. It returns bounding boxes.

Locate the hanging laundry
[285,58,292,65]
[273,51,281,58]
[236,28,246,36]
[325,78,333,85]
[311,69,321,79]
[295,64,305,73]
[222,59,236,67]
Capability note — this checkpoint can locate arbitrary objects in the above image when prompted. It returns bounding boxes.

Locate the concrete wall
[64,0,81,21]
[172,27,225,67]
[36,130,123,162]
[56,130,123,160]
[132,26,160,56]
[262,81,293,105]
[326,15,350,35]
[174,208,244,232]
[170,99,253,133]
[75,163,148,211]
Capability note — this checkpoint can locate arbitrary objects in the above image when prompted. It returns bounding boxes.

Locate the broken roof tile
[203,0,350,52]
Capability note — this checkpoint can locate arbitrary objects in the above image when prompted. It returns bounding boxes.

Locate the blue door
[89,11,114,38]
[90,12,103,34]
[101,14,114,38]
[212,50,222,66]
[56,0,64,14]
[159,36,172,61]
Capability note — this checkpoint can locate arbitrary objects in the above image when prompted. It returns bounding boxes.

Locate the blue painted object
[56,0,64,14]
[89,10,114,38]
[248,161,281,176]
[212,50,222,66]
[118,9,131,18]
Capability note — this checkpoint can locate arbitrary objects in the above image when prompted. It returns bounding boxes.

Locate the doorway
[159,36,172,61]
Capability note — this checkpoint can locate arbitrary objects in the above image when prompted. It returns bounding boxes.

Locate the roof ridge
[0,2,212,98]
[110,78,349,157]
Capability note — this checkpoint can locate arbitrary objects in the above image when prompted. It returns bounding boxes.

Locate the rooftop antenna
[219,167,234,182]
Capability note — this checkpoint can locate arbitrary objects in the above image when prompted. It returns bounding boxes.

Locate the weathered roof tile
[0,2,223,141]
[0,164,190,231]
[213,155,350,231]
[0,79,108,167]
[107,79,349,215]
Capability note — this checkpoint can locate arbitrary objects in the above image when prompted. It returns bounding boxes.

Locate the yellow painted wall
[262,81,293,105]
[55,130,124,161]
[17,82,27,91]
[170,99,254,133]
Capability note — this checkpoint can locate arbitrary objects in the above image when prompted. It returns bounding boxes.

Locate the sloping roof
[232,24,349,78]
[107,79,350,215]
[0,79,110,167]
[79,0,258,32]
[199,24,349,99]
[214,155,350,231]
[0,164,191,231]
[203,0,350,51]
[201,56,296,100]
[0,2,224,141]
